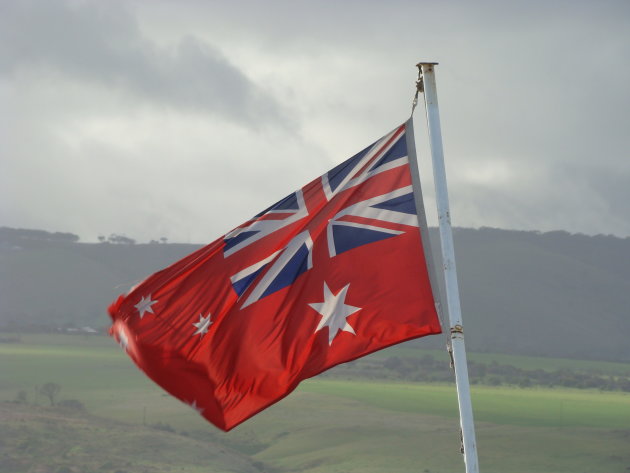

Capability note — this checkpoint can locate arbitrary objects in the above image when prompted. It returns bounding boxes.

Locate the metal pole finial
[412,62,439,114]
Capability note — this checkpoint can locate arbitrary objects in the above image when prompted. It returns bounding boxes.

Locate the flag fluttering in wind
[109,119,441,431]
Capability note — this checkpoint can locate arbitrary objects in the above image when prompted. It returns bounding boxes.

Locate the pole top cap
[416,62,439,67]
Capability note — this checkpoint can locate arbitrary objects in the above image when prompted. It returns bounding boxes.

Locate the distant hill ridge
[1,226,629,362]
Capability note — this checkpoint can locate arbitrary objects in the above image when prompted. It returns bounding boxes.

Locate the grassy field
[301,379,630,429]
[1,333,630,473]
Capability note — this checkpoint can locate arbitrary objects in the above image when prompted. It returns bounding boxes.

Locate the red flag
[109,120,441,431]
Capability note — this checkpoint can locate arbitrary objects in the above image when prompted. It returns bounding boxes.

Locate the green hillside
[451,228,630,361]
[1,226,629,361]
[2,334,630,473]
[0,403,261,473]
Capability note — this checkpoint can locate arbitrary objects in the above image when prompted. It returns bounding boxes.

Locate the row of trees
[466,360,630,390]
[14,382,86,410]
[15,382,60,406]
[97,234,169,245]
[0,227,171,247]
[97,233,137,245]
[0,227,79,244]
[326,355,630,392]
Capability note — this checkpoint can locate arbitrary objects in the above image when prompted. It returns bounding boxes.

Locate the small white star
[192,313,212,336]
[134,295,158,318]
[118,327,129,351]
[309,282,361,345]
[188,400,204,414]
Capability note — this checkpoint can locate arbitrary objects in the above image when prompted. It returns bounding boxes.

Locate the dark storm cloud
[1,0,629,241]
[0,0,288,126]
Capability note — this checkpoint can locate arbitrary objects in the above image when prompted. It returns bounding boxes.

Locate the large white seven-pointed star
[134,295,157,318]
[309,282,361,345]
[192,313,212,336]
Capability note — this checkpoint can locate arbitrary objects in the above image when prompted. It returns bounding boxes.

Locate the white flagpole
[418,62,480,473]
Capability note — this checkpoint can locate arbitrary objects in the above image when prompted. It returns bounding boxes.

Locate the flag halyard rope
[411,64,424,115]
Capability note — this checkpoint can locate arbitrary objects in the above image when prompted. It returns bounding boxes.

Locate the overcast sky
[2,0,629,243]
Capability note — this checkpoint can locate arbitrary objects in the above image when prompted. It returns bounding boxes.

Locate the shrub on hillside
[57,399,85,411]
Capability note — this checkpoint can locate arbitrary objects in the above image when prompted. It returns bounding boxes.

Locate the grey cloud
[549,164,630,236]
[449,160,630,238]
[2,0,629,242]
[0,0,288,126]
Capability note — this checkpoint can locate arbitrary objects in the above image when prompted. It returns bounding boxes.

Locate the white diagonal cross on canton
[225,125,419,308]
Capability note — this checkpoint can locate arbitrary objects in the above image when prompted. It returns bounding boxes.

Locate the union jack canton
[226,124,420,308]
